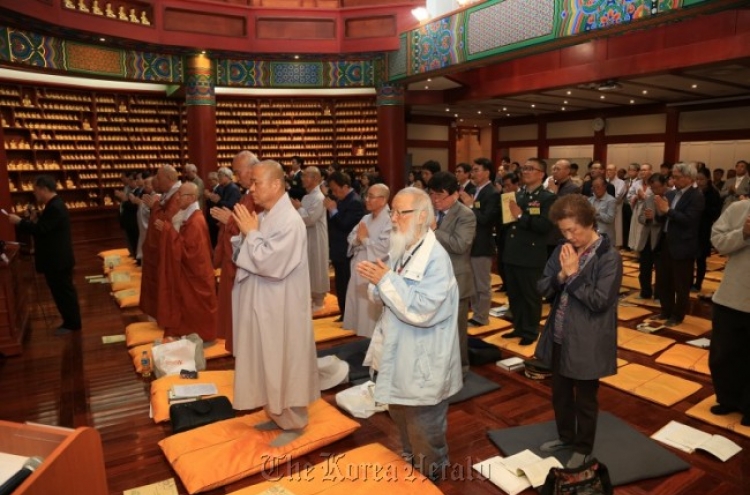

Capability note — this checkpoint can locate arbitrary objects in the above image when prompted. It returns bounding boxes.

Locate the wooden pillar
[185,54,217,179]
[0,125,14,241]
[376,83,406,193]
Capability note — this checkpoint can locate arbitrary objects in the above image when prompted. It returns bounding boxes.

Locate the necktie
[437,211,445,227]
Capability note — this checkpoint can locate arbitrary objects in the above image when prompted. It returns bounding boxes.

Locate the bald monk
[139,166,181,319]
[154,182,217,341]
[232,160,320,447]
[211,150,260,352]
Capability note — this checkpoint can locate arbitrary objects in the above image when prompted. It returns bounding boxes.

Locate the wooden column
[0,125,15,242]
[185,54,217,179]
[376,83,406,192]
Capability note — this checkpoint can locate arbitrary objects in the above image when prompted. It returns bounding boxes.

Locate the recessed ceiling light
[630,99,635,104]
[427,78,432,82]
[502,107,507,111]
[424,85,429,89]
[566,90,572,95]
[454,114,458,117]
[600,95,605,99]
[531,104,535,108]
[691,84,698,89]
[445,108,450,112]
[561,107,566,111]
[563,100,568,104]
[460,119,464,122]
[201,50,206,55]
[477,110,482,114]
[99,37,106,42]
[506,113,511,116]
[642,90,648,94]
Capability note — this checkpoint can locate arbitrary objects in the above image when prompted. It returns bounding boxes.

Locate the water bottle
[140,350,152,378]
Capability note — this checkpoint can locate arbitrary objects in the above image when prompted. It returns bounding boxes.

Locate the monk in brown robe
[139,166,181,319]
[154,181,218,342]
[211,150,260,352]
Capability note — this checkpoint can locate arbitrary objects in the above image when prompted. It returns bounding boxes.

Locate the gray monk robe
[231,193,320,425]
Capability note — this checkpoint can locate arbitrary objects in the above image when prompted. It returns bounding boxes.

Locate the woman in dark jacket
[693,167,721,291]
[535,194,622,468]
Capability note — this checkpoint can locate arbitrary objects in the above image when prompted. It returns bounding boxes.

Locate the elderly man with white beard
[358,187,462,483]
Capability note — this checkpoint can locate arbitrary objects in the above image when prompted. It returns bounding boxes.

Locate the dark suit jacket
[657,186,705,260]
[458,180,476,197]
[328,190,365,262]
[217,182,242,210]
[288,170,306,201]
[502,185,556,268]
[699,185,721,257]
[16,195,75,273]
[435,200,476,299]
[470,182,500,257]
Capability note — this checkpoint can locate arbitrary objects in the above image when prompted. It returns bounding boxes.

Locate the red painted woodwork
[377,104,406,192]
[256,17,336,39]
[187,105,217,175]
[0,123,14,242]
[3,1,418,55]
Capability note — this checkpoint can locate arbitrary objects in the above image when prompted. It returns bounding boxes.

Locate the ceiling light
[99,37,106,42]
[502,107,507,111]
[566,90,572,95]
[600,95,605,99]
[642,90,648,94]
[506,113,511,116]
[427,78,432,82]
[477,110,482,114]
[531,104,535,108]
[691,84,698,89]
[294,55,300,60]
[201,50,206,55]
[561,107,566,111]
[424,85,429,89]
[630,99,635,104]
[445,108,450,112]
[460,119,464,122]
[411,7,429,21]
[454,114,458,117]
[563,100,568,104]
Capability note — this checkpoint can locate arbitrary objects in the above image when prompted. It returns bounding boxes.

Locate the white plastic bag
[151,339,197,377]
[335,380,388,419]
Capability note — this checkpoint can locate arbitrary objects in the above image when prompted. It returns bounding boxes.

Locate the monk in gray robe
[231,160,320,447]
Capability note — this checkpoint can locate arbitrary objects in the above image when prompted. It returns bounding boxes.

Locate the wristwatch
[517,212,523,220]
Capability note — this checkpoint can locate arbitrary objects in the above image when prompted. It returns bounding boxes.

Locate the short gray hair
[185,163,197,174]
[394,187,434,235]
[217,167,233,179]
[672,162,697,179]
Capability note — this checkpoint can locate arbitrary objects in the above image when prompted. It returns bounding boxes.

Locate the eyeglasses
[390,209,415,218]
[365,194,384,200]
[521,166,543,173]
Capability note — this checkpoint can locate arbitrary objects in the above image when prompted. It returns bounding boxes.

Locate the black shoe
[519,337,536,346]
[742,414,750,427]
[710,404,739,416]
[655,313,669,320]
[501,332,521,339]
[665,318,683,327]
[467,319,484,327]
[690,285,701,292]
[54,326,79,336]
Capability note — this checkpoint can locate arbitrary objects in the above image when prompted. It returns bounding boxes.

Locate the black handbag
[169,396,235,434]
[540,457,613,495]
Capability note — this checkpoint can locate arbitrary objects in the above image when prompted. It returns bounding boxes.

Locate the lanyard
[397,238,425,274]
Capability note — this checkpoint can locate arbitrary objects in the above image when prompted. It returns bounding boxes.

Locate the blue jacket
[367,230,463,406]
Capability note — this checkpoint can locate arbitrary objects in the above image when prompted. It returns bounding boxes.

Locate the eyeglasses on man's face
[390,209,415,218]
[521,166,542,173]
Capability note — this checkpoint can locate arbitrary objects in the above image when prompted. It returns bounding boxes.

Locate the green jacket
[501,185,556,268]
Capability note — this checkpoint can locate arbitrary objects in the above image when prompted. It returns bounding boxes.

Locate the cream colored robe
[296,185,330,297]
[231,194,320,413]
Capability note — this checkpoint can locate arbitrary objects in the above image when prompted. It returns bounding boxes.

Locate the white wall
[607,143,665,168]
[679,140,750,167]
[679,106,750,132]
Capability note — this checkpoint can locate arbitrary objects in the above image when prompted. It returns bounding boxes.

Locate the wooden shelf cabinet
[0,246,28,357]
[0,420,108,495]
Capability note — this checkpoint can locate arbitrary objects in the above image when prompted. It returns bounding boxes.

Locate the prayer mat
[491,293,509,306]
[617,327,675,356]
[665,315,712,337]
[541,304,551,318]
[313,317,356,343]
[622,293,662,308]
[125,321,163,347]
[706,258,726,271]
[621,275,644,290]
[313,293,340,319]
[619,286,631,294]
[601,363,701,407]
[491,273,503,287]
[704,271,724,282]
[448,371,501,404]
[622,268,639,276]
[467,315,513,336]
[622,260,640,269]
[618,305,653,322]
[150,370,235,423]
[686,395,750,439]
[114,288,140,308]
[226,443,443,495]
[482,330,537,359]
[698,279,720,293]
[655,344,710,375]
[487,412,690,486]
[317,338,371,383]
[617,358,628,367]
[110,272,142,292]
[159,399,360,494]
[98,247,131,259]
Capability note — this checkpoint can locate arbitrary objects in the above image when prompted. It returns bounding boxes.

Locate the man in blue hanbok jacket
[358,187,462,483]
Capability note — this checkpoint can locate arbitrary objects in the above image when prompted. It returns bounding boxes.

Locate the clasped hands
[356,259,389,285]
[232,203,258,236]
[558,243,579,282]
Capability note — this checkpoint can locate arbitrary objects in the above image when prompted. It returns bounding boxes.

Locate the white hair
[217,167,233,179]
[185,163,197,173]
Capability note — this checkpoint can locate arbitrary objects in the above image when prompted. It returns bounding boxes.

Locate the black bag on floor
[468,337,503,366]
[540,457,613,495]
[170,396,234,434]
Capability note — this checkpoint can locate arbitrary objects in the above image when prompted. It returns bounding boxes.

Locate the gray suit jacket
[636,190,662,251]
[435,200,477,299]
[720,175,750,211]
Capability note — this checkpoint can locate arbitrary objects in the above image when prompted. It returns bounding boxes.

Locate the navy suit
[328,190,365,314]
[656,186,705,322]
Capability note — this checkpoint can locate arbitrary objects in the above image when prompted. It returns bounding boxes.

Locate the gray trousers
[389,400,450,482]
[470,256,492,325]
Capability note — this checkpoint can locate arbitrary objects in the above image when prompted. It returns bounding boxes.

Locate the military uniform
[501,185,556,341]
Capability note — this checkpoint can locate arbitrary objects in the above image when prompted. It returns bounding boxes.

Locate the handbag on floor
[540,456,613,495]
[170,396,234,434]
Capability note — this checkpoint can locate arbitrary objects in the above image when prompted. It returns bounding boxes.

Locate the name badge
[474,201,481,209]
[529,207,541,215]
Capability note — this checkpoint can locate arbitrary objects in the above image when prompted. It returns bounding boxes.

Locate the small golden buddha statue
[129,8,139,23]
[64,0,76,9]
[105,2,115,17]
[92,0,103,15]
[78,0,89,12]
[118,6,127,20]
[140,11,150,25]
[22,94,32,107]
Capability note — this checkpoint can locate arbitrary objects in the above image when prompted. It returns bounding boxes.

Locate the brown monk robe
[139,166,181,319]
[155,182,218,341]
[211,151,260,352]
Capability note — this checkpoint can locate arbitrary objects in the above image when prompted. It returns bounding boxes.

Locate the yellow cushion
[228,443,442,495]
[617,305,653,322]
[686,395,750,439]
[150,370,235,423]
[654,344,710,375]
[312,293,340,319]
[98,248,131,259]
[665,315,712,337]
[617,327,675,356]
[114,289,140,308]
[125,321,163,347]
[466,314,513,337]
[600,363,701,407]
[159,399,360,494]
[313,317,356,343]
[482,329,537,358]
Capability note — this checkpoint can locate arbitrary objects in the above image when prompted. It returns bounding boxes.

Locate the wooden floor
[1,239,749,495]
